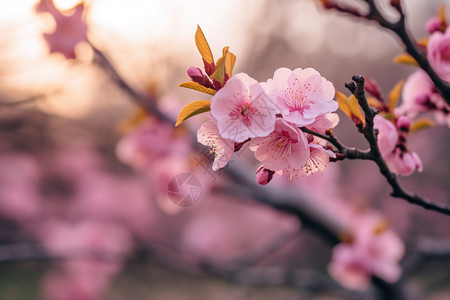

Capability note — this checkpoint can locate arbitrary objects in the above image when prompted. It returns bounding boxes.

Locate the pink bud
[187,67,204,80]
[426,17,442,34]
[364,78,384,102]
[256,166,275,185]
[187,66,213,88]
[396,116,411,132]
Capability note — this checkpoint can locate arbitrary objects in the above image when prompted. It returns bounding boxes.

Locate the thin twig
[300,127,373,160]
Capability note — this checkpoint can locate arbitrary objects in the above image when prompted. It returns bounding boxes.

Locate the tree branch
[346,75,450,216]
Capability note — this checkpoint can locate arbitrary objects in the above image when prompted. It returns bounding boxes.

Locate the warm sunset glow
[53,0,82,11]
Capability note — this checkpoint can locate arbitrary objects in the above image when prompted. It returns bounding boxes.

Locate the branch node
[344,82,356,94]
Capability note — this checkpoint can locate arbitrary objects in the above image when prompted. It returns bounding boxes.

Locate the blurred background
[0,0,449,299]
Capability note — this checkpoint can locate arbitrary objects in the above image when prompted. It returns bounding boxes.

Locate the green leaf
[179,82,216,95]
[175,100,211,126]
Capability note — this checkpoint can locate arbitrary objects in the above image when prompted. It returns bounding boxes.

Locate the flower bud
[187,66,214,88]
[256,166,275,185]
[426,17,442,34]
[187,67,204,81]
[396,116,411,132]
[364,78,384,101]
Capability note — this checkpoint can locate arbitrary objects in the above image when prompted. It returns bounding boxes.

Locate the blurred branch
[319,0,450,104]
[417,238,450,258]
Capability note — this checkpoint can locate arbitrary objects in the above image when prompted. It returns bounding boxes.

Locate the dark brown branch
[300,127,373,160]
[346,75,450,216]
[321,0,450,104]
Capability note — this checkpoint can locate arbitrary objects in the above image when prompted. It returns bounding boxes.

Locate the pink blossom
[283,144,335,179]
[428,28,450,82]
[36,0,87,59]
[210,73,278,143]
[328,216,405,290]
[306,113,340,135]
[374,115,422,176]
[399,69,448,123]
[197,118,234,171]
[0,153,42,222]
[374,115,398,157]
[387,149,423,176]
[263,67,337,126]
[116,119,189,169]
[249,119,309,171]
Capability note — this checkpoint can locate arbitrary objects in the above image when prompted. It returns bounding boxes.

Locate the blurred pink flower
[250,119,309,172]
[197,118,234,171]
[40,220,132,259]
[263,67,337,126]
[399,69,449,126]
[116,119,188,169]
[43,270,108,300]
[181,195,299,262]
[328,215,405,290]
[428,28,450,82]
[36,0,87,59]
[374,115,422,176]
[0,153,42,222]
[426,17,444,34]
[40,220,132,300]
[211,73,278,143]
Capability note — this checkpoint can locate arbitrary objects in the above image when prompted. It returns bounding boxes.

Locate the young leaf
[175,100,211,126]
[336,91,366,126]
[179,82,216,95]
[393,53,418,66]
[417,38,428,48]
[225,51,236,77]
[210,47,229,85]
[367,97,384,109]
[410,118,435,134]
[195,25,214,65]
[388,80,404,112]
[438,5,447,24]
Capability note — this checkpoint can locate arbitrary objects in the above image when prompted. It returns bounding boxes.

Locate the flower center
[284,81,316,113]
[229,102,256,126]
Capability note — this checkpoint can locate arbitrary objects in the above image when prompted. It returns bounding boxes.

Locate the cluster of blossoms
[329,213,405,290]
[397,6,450,127]
[179,27,339,184]
[360,79,424,176]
